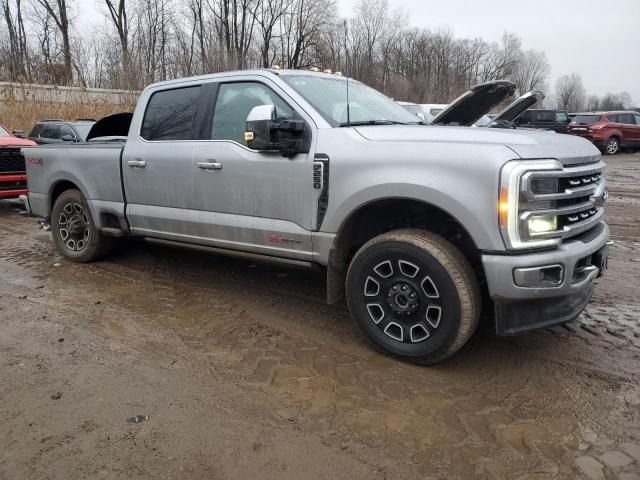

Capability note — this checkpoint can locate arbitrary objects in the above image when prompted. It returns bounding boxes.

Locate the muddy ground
[1,153,639,480]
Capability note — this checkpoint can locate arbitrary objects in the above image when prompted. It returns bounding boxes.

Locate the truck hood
[492,90,545,122]
[430,80,516,126]
[354,125,601,166]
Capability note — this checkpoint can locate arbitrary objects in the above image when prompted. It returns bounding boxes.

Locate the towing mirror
[245,104,306,158]
[246,105,278,151]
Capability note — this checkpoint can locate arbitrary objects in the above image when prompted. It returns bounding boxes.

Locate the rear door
[617,113,638,145]
[635,114,640,144]
[122,84,207,238]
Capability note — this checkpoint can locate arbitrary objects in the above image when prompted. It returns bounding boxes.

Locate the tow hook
[38,220,51,232]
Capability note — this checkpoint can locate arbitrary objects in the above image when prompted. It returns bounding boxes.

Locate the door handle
[197,161,222,170]
[127,159,146,168]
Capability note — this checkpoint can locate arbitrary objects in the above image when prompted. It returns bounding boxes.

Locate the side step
[101,227,126,238]
[144,237,316,270]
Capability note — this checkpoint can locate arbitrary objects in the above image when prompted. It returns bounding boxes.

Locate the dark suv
[513,109,571,133]
[28,119,95,145]
[567,111,640,155]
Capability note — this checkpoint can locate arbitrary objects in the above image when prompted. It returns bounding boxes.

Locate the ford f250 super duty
[21,70,610,364]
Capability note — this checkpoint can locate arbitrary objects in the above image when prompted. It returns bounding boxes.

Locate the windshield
[474,115,492,127]
[73,124,94,141]
[281,74,422,127]
[572,115,601,124]
[0,125,10,137]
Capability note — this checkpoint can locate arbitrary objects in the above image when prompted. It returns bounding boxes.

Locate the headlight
[499,159,563,250]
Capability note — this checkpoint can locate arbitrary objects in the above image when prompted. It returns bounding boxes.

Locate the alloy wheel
[57,202,90,252]
[363,256,443,344]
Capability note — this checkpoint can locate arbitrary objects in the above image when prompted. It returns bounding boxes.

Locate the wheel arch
[326,196,486,305]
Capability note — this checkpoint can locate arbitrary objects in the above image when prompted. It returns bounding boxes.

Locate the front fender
[322,183,504,251]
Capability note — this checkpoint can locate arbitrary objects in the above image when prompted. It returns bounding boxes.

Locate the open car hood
[492,90,545,122]
[430,80,516,126]
[86,112,133,141]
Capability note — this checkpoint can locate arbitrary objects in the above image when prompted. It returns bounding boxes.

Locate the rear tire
[604,137,620,155]
[346,229,481,365]
[51,189,113,263]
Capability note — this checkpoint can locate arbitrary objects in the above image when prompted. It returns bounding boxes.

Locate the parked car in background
[397,101,427,122]
[28,119,95,145]
[420,104,447,123]
[0,122,36,199]
[513,109,571,133]
[567,111,640,155]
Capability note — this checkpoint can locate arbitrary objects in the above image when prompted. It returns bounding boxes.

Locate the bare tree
[33,0,73,83]
[555,73,585,112]
[2,0,31,80]
[510,49,549,96]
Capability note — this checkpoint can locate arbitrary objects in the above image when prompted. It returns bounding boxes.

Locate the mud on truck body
[21,70,610,364]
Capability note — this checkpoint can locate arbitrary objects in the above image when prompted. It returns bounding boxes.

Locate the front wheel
[51,189,113,263]
[604,137,620,155]
[346,229,481,365]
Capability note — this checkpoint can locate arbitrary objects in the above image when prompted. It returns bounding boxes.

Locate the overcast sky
[78,0,640,104]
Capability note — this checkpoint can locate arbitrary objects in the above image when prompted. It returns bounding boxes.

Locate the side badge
[313,162,324,190]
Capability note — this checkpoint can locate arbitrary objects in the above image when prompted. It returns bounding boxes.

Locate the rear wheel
[51,189,113,263]
[604,137,620,155]
[346,229,481,365]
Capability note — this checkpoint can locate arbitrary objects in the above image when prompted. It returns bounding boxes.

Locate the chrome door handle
[197,161,222,170]
[127,159,146,168]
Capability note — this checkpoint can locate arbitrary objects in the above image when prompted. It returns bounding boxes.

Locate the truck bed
[23,141,126,224]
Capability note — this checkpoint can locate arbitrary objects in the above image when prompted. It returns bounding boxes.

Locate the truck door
[189,79,317,261]
[122,84,208,239]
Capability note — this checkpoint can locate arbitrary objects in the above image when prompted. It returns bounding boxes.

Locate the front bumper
[482,222,609,335]
[0,173,27,199]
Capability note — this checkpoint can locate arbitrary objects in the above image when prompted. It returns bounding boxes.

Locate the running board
[143,237,316,270]
[101,227,126,237]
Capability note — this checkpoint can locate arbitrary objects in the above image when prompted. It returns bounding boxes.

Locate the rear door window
[635,115,640,125]
[39,125,61,139]
[555,112,569,123]
[535,111,554,122]
[141,86,202,141]
[618,113,634,125]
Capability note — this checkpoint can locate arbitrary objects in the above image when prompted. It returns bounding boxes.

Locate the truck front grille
[520,161,606,241]
[0,148,26,174]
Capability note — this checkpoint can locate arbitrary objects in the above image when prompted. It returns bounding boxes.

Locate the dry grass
[0,85,137,134]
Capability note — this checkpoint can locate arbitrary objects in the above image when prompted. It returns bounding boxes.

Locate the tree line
[0,0,635,109]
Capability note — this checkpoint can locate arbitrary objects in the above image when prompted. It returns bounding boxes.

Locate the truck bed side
[23,142,126,228]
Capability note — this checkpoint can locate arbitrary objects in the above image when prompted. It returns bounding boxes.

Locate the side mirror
[245,105,307,158]
[416,112,426,122]
[12,130,25,138]
[245,105,277,151]
[61,134,75,142]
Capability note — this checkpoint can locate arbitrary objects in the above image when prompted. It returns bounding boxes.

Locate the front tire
[51,189,113,263]
[346,229,481,365]
[604,137,620,155]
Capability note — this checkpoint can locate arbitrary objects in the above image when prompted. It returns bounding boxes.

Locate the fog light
[528,215,557,234]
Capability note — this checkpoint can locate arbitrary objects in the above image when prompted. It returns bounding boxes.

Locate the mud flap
[494,283,594,336]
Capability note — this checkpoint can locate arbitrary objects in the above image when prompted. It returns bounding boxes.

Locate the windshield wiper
[339,120,411,127]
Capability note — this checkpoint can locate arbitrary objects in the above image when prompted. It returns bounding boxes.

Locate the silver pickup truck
[21,69,610,364]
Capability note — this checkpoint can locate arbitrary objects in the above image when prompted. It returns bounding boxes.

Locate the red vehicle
[567,111,640,155]
[0,123,36,199]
